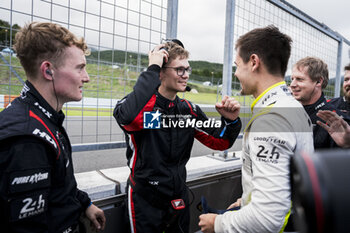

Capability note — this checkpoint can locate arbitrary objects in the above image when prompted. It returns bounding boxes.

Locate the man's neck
[301,91,322,106]
[253,74,284,98]
[30,78,62,111]
[158,85,177,100]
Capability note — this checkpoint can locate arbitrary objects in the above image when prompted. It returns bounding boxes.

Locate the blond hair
[294,57,329,89]
[163,41,189,64]
[14,22,88,78]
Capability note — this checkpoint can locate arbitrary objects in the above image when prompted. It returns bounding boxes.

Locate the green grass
[1,55,252,105]
[62,108,113,116]
[1,106,252,118]
[179,92,253,105]
[60,107,252,118]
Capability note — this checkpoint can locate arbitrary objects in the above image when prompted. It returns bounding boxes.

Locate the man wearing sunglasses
[114,40,242,233]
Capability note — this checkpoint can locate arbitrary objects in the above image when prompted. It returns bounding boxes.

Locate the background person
[317,110,350,148]
[0,22,105,232]
[328,63,350,116]
[114,40,242,233]
[198,25,314,233]
[290,56,350,149]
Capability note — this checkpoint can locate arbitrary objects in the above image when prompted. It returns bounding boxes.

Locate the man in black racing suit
[0,22,105,233]
[114,41,241,233]
[290,56,350,149]
[328,63,350,117]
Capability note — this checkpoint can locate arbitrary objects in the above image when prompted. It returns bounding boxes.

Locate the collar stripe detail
[251,81,286,112]
[29,110,61,159]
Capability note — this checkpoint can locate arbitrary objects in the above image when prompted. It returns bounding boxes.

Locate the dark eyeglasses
[163,66,192,76]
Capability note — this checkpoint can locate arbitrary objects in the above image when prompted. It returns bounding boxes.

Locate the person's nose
[182,71,189,79]
[290,79,297,88]
[83,70,90,83]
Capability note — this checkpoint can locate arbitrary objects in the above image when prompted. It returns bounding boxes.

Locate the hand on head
[148,44,169,67]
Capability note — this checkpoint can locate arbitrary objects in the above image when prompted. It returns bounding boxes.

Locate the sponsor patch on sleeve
[9,191,48,222]
[8,168,50,194]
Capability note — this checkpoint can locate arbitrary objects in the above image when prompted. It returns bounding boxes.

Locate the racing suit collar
[156,90,178,109]
[303,92,326,116]
[251,81,286,112]
[23,80,66,126]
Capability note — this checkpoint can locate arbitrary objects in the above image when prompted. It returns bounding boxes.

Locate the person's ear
[316,77,323,86]
[40,61,54,81]
[159,69,164,81]
[250,54,260,72]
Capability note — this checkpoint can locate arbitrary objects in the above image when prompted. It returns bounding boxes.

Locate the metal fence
[0,0,168,144]
[1,0,350,147]
[232,0,349,99]
[225,0,350,127]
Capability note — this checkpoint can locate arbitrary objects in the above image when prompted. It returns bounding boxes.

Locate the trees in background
[0,20,21,47]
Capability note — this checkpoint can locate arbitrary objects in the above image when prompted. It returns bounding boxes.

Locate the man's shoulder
[254,94,312,132]
[322,99,342,111]
[273,93,302,107]
[0,98,51,141]
[178,98,201,114]
[0,97,26,116]
[0,99,28,137]
[327,96,342,104]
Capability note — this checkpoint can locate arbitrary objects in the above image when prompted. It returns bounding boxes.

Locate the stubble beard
[343,82,350,102]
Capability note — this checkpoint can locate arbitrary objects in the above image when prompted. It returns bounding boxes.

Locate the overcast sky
[177,0,350,66]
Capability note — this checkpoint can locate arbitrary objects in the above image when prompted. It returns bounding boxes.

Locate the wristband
[88,201,93,208]
[220,118,239,137]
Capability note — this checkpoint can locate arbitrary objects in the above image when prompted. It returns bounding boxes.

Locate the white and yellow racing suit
[215,81,314,233]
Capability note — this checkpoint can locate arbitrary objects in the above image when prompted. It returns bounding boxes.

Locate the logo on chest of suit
[262,91,277,105]
[314,101,325,111]
[20,84,30,99]
[32,128,57,149]
[34,102,52,119]
[62,227,72,233]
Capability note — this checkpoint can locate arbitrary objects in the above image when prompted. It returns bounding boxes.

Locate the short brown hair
[235,25,292,77]
[294,57,329,89]
[14,22,88,78]
[163,41,189,65]
[344,63,350,71]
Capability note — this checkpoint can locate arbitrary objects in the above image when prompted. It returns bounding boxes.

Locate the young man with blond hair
[0,22,105,232]
[114,40,241,233]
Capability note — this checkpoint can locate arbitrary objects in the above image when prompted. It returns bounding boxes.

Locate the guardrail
[72,134,243,153]
[76,155,243,233]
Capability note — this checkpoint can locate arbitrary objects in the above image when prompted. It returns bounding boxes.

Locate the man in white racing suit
[199,26,314,233]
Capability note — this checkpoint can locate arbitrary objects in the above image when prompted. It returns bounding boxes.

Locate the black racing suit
[114,65,242,233]
[328,96,350,116]
[304,93,350,149]
[0,81,91,233]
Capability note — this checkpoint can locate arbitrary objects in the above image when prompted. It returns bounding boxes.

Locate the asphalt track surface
[66,116,244,173]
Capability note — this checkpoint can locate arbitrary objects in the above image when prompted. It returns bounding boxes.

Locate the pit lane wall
[75,153,243,233]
